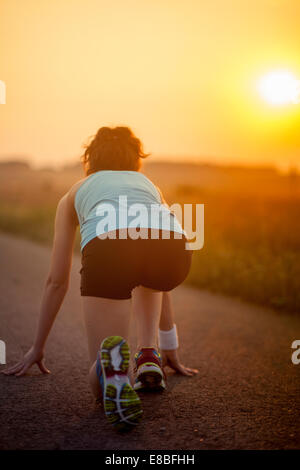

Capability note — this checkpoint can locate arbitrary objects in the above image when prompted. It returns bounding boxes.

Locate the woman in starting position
[2,126,198,431]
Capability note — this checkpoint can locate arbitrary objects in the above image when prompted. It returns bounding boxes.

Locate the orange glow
[1,0,300,170]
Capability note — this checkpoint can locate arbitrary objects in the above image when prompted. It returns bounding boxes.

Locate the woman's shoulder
[55,177,90,225]
[68,176,90,202]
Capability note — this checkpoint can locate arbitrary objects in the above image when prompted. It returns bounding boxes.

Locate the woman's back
[74,170,183,251]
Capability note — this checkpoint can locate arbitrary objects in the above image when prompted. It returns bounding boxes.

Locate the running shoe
[97,336,142,431]
[133,348,166,392]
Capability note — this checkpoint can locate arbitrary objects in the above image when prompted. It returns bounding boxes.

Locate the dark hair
[81,126,150,175]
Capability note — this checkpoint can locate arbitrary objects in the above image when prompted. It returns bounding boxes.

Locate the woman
[2,126,198,431]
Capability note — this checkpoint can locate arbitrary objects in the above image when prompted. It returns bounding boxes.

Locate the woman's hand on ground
[0,346,50,377]
[161,349,199,377]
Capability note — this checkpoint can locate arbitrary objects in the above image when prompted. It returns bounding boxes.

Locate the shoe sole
[100,336,142,431]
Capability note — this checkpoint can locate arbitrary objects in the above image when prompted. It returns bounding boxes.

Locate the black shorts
[80,229,193,299]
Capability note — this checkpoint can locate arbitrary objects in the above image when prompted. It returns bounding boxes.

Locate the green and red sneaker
[133,348,166,392]
[97,336,142,431]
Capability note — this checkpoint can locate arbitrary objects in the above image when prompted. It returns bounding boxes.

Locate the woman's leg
[131,286,163,351]
[81,296,131,399]
[83,288,163,398]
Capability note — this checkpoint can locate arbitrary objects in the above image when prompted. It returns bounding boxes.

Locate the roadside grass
[173,187,300,313]
[0,203,81,252]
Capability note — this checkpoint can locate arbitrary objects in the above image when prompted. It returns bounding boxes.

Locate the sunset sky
[1,0,300,170]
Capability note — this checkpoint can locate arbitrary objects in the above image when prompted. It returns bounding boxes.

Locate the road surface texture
[0,232,299,450]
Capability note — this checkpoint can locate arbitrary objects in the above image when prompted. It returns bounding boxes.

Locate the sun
[258,70,300,105]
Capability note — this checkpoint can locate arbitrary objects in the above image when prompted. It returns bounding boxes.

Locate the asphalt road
[0,232,299,450]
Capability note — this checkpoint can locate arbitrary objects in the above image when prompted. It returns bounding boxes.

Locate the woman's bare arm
[2,191,78,376]
[32,192,78,351]
[159,292,175,330]
[159,292,199,377]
